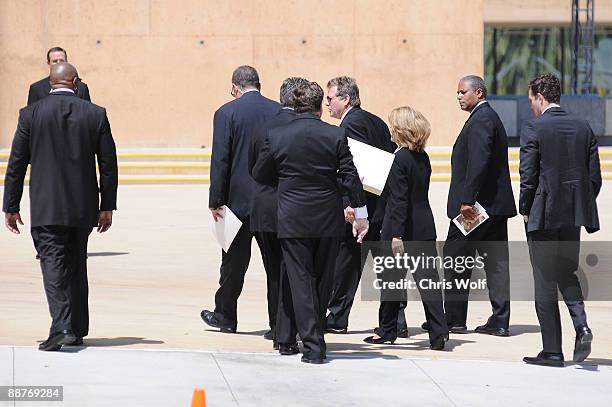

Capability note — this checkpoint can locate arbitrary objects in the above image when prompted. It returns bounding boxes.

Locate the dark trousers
[443,217,511,329]
[31,226,91,338]
[214,217,266,327]
[378,241,447,343]
[280,237,339,359]
[255,231,282,332]
[527,227,587,354]
[327,224,406,330]
[275,261,296,345]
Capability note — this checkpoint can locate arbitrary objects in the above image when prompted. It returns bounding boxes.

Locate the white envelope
[347,137,395,196]
[210,205,243,252]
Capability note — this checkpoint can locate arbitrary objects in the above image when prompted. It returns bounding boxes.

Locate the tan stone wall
[0,0,484,148]
[485,0,612,25]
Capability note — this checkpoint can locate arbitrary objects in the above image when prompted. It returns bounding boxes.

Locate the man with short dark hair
[201,65,280,334]
[441,75,516,336]
[248,76,308,350]
[253,81,369,364]
[324,76,401,335]
[521,73,601,367]
[27,47,91,105]
[4,62,117,351]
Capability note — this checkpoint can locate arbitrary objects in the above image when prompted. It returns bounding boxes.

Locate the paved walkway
[1,346,611,406]
[1,184,612,405]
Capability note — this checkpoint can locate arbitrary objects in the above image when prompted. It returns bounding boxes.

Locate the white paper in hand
[347,138,395,195]
[210,205,243,252]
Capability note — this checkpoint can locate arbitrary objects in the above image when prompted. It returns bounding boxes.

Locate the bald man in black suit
[4,62,117,351]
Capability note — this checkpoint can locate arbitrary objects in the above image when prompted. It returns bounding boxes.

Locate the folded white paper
[452,202,490,236]
[210,205,243,252]
[347,137,395,195]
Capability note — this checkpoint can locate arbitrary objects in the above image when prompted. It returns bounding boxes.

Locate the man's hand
[344,206,355,224]
[5,212,23,234]
[97,211,113,233]
[391,237,404,256]
[460,204,478,222]
[352,218,369,243]
[210,207,224,222]
[523,215,529,223]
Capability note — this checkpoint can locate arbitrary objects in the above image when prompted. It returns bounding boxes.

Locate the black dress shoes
[475,324,509,337]
[38,330,76,351]
[423,321,467,334]
[301,355,325,364]
[523,351,565,367]
[448,325,468,334]
[574,325,593,363]
[324,326,347,334]
[263,329,275,340]
[200,310,236,333]
[279,343,300,355]
[430,334,448,351]
[363,335,396,345]
[374,326,408,338]
[66,337,83,346]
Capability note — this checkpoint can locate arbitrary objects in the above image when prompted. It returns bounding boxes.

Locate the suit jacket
[519,107,601,233]
[209,91,280,219]
[252,113,365,238]
[27,76,91,105]
[341,106,396,227]
[3,91,118,228]
[248,109,296,232]
[381,148,436,241]
[447,102,517,219]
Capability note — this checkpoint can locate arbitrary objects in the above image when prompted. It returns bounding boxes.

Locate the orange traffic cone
[190,388,206,407]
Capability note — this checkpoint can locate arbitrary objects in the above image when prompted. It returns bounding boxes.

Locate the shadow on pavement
[327,337,475,356]
[82,337,164,347]
[571,358,612,370]
[87,252,130,257]
[508,324,541,335]
[234,329,269,336]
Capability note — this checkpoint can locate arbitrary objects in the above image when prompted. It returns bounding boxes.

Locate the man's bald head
[49,62,79,90]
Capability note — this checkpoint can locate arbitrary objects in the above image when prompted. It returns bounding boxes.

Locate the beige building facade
[1,0,611,148]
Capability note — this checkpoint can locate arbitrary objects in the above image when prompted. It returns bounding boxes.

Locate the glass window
[485,26,612,96]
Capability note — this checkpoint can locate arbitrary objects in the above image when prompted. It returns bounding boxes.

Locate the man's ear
[343,96,351,109]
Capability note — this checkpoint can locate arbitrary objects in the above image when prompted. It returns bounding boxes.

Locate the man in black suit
[3,62,118,351]
[248,76,308,348]
[253,81,369,364]
[323,76,405,335]
[27,47,91,105]
[201,66,280,334]
[521,74,601,367]
[441,75,516,336]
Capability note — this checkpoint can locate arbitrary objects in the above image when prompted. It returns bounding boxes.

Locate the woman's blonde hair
[388,106,431,152]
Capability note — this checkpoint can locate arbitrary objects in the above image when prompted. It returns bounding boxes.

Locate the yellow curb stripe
[118,163,210,168]
[116,152,211,158]
[3,174,612,184]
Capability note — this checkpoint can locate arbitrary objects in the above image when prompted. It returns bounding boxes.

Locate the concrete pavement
[1,346,611,406]
[1,183,612,405]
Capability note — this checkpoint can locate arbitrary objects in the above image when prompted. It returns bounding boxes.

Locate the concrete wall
[0,0,484,148]
[485,0,612,25]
